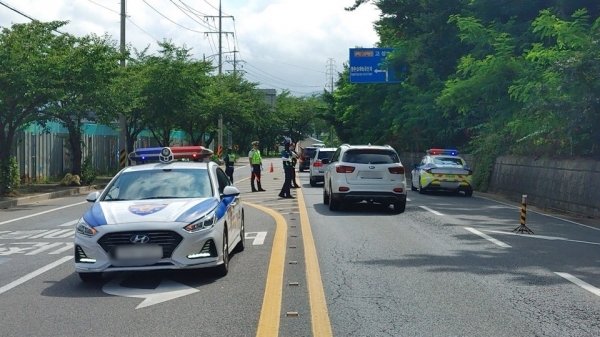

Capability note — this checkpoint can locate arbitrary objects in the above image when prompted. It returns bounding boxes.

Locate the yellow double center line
[248,187,332,337]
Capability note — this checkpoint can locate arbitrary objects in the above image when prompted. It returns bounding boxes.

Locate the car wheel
[78,272,102,283]
[310,177,317,187]
[392,200,406,214]
[323,188,329,205]
[299,167,304,172]
[419,181,426,194]
[464,189,473,197]
[235,213,245,253]
[328,185,340,211]
[214,229,229,277]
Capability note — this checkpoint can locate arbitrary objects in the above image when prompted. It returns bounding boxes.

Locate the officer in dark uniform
[223,147,235,183]
[278,140,295,199]
[290,142,300,188]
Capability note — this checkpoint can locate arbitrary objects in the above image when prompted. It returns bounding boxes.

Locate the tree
[42,33,122,176]
[0,21,70,195]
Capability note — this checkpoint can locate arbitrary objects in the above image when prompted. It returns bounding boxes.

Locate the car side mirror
[321,158,330,164]
[222,185,240,197]
[86,191,100,202]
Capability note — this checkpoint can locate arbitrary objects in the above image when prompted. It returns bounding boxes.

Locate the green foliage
[80,156,97,186]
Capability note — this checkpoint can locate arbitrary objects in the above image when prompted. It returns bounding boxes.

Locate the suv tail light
[388,166,405,174]
[336,165,355,173]
[313,160,323,167]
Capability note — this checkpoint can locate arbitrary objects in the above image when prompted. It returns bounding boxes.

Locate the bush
[81,156,97,185]
[8,157,20,189]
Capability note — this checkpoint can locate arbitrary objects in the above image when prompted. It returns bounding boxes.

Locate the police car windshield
[432,157,463,166]
[103,169,211,201]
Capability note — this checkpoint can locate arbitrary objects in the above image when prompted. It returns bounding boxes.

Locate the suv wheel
[464,189,473,197]
[328,185,340,211]
[392,200,406,214]
[419,181,426,194]
[323,188,330,205]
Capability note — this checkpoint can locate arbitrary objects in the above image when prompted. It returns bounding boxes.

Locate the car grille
[97,231,183,259]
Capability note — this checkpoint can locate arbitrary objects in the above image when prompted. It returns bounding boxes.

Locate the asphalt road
[0,158,599,336]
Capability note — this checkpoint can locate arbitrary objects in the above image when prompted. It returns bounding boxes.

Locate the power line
[243,62,321,87]
[142,0,204,34]
[87,0,120,15]
[169,0,213,31]
[242,51,326,74]
[0,0,65,34]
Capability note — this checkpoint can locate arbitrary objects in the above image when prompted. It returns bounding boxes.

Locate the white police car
[410,148,473,196]
[74,146,244,282]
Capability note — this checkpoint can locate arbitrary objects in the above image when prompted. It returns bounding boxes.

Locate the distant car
[74,146,244,282]
[312,143,325,148]
[298,146,318,172]
[323,144,407,213]
[410,148,473,196]
[309,147,337,186]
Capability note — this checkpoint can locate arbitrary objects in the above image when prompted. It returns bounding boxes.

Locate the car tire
[78,272,102,283]
[310,177,317,187]
[419,181,426,194]
[214,229,229,277]
[299,167,304,172]
[235,213,245,253]
[323,188,329,205]
[392,200,406,214]
[464,189,473,197]
[328,187,340,211]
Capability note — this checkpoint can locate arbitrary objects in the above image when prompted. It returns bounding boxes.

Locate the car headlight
[183,210,217,233]
[76,219,98,237]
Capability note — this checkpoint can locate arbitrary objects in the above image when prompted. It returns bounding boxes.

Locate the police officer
[248,141,265,192]
[278,140,295,199]
[223,147,235,183]
[290,142,300,188]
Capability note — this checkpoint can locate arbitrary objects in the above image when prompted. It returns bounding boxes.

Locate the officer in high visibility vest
[278,139,295,199]
[248,141,265,192]
[223,147,235,183]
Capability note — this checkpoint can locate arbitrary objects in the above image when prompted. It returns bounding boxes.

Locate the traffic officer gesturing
[248,141,265,192]
[278,140,295,199]
[223,147,235,183]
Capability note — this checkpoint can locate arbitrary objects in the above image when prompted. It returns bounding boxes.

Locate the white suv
[322,144,407,213]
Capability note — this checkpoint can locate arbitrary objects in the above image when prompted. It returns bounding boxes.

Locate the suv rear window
[342,150,399,164]
[317,150,335,160]
[302,148,317,158]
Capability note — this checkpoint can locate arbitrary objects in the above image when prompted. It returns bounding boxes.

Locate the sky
[0,0,381,96]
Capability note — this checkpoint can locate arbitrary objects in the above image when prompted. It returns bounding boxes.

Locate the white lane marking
[0,202,88,227]
[0,256,72,295]
[102,278,199,309]
[555,272,600,297]
[59,220,78,227]
[41,229,74,239]
[407,198,411,202]
[28,229,63,239]
[484,230,600,246]
[25,242,64,255]
[245,231,266,245]
[49,243,74,254]
[419,206,444,216]
[475,195,600,231]
[465,227,511,248]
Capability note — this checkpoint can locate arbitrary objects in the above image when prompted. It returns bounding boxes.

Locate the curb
[0,185,102,209]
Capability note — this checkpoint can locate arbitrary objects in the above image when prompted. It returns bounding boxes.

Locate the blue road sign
[349,48,401,84]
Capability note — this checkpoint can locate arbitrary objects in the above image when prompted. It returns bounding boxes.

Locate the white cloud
[0,0,381,95]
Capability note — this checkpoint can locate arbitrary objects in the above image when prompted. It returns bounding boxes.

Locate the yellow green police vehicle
[410,148,473,196]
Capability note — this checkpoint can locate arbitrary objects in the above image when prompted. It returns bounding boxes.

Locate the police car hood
[83,197,220,227]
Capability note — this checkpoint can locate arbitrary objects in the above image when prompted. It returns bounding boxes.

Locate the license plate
[113,245,163,266]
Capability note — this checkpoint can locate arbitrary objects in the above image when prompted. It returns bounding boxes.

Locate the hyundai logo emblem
[369,166,375,169]
[130,235,150,244]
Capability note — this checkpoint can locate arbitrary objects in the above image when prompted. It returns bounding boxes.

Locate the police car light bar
[129,146,213,163]
[427,148,458,156]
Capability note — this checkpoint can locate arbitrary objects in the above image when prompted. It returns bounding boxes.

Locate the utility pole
[325,58,337,93]
[205,0,233,155]
[118,0,128,168]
